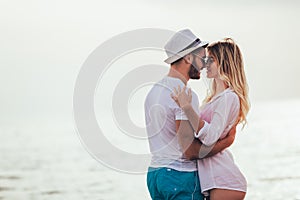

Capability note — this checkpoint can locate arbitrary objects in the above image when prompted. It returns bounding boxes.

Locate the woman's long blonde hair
[205,38,250,127]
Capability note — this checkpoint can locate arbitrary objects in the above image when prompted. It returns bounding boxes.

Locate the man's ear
[183,54,193,64]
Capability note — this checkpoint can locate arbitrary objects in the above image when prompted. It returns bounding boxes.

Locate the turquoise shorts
[147,167,204,200]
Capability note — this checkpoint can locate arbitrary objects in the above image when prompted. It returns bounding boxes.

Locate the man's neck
[167,67,189,85]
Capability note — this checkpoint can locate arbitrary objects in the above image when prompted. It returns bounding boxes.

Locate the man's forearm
[185,138,232,160]
[200,137,232,158]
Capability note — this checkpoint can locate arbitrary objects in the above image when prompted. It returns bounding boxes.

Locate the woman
[172,38,250,200]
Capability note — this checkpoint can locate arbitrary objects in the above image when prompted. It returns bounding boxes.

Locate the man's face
[188,48,206,79]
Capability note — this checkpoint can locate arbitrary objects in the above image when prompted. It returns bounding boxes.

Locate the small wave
[0,187,14,192]
[41,190,62,195]
[261,176,300,182]
[0,175,21,180]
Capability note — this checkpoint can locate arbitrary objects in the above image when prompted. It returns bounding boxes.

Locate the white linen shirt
[196,88,247,193]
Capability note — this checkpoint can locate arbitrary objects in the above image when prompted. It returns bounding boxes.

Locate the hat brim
[164,41,209,64]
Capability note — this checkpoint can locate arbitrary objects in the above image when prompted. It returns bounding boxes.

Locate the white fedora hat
[164,29,208,64]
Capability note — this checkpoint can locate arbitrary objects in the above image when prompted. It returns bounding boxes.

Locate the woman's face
[206,52,219,79]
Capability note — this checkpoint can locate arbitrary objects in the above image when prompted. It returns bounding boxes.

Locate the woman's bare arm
[181,104,205,132]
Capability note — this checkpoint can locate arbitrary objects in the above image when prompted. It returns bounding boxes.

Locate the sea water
[1,100,300,200]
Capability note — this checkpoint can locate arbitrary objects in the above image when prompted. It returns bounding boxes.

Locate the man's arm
[176,120,236,160]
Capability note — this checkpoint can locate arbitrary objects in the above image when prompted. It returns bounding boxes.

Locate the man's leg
[147,167,164,200]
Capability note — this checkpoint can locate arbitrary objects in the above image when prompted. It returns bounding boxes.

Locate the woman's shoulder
[217,89,239,105]
[225,89,239,99]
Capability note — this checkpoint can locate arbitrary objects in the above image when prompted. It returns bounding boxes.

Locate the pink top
[196,88,247,193]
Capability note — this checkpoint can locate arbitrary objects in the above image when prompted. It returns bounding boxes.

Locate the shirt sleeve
[196,92,239,146]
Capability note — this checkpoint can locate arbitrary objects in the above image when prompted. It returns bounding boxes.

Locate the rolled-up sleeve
[196,92,239,146]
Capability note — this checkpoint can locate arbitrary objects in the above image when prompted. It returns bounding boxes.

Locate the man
[144,29,236,199]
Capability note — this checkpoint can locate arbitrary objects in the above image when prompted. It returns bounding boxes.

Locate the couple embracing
[145,29,250,200]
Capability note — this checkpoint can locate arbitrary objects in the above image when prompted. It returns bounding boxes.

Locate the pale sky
[1,0,300,125]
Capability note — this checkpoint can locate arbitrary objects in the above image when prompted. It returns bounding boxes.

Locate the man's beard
[188,59,201,79]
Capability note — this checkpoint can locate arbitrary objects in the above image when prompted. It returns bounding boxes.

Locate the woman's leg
[210,189,246,200]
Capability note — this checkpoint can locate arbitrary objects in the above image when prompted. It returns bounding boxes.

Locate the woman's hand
[171,86,192,108]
